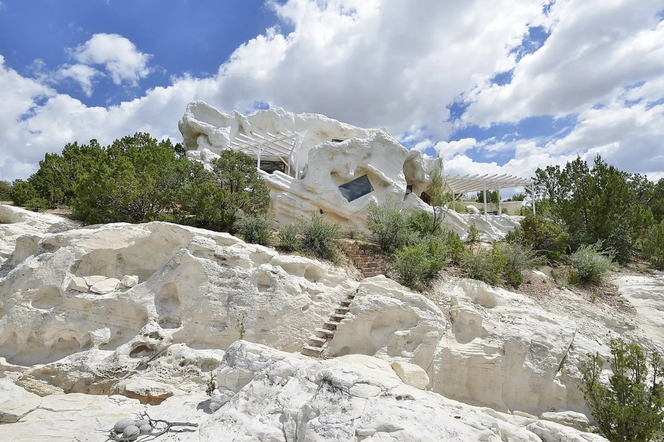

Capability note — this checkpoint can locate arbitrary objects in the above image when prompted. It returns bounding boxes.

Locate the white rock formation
[178,102,521,241]
[202,340,607,441]
[0,206,356,398]
[328,276,587,415]
[0,204,78,268]
[1,205,661,441]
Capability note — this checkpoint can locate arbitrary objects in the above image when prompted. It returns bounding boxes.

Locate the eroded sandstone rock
[201,340,607,441]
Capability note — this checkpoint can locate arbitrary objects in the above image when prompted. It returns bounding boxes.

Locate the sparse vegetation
[505,213,569,264]
[366,200,417,254]
[235,311,248,340]
[460,244,506,286]
[499,242,538,287]
[278,223,301,252]
[235,212,273,246]
[568,242,614,285]
[580,338,664,442]
[276,213,341,262]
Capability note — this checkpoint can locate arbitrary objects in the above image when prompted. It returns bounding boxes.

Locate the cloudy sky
[0,0,663,182]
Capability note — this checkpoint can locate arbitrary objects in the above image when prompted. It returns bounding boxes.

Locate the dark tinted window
[339,175,373,202]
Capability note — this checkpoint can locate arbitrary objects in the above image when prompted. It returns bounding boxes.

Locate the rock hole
[199,359,219,372]
[301,304,310,312]
[304,266,323,282]
[48,335,83,363]
[31,286,63,309]
[256,271,272,293]
[129,344,155,359]
[156,283,181,316]
[0,331,19,359]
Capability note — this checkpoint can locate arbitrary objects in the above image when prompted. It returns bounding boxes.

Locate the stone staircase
[337,239,389,278]
[301,289,357,357]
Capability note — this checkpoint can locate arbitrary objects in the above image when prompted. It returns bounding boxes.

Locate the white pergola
[445,173,535,217]
[228,130,305,178]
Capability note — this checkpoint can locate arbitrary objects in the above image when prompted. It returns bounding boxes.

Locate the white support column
[483,181,488,221]
[498,184,501,216]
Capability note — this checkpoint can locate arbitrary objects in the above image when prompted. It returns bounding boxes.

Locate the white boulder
[89,277,120,294]
[121,274,139,288]
[68,276,88,292]
[390,361,430,389]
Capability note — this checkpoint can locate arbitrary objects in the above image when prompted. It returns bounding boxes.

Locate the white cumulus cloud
[55,64,102,96]
[70,33,152,86]
[0,0,663,183]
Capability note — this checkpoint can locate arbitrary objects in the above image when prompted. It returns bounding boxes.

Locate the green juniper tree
[580,338,664,442]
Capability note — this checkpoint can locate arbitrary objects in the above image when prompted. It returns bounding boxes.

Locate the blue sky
[0,0,663,181]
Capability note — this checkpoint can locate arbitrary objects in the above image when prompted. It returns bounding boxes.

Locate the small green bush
[569,242,614,284]
[461,244,505,285]
[409,210,440,237]
[393,243,433,291]
[466,223,480,243]
[299,213,340,262]
[235,212,273,246]
[438,229,465,264]
[278,223,301,252]
[505,214,569,263]
[499,242,537,287]
[393,231,462,291]
[580,338,664,442]
[643,221,664,270]
[367,201,417,254]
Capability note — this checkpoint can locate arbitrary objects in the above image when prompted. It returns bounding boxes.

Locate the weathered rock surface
[1,205,662,441]
[0,382,207,442]
[0,206,356,397]
[0,204,79,268]
[202,340,607,441]
[614,274,664,344]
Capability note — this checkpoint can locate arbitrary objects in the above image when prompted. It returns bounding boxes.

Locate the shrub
[0,180,12,201]
[299,213,340,262]
[461,244,505,285]
[367,201,417,254]
[438,228,465,265]
[393,243,433,291]
[569,242,614,284]
[580,338,664,442]
[278,223,301,252]
[409,210,440,237]
[505,214,569,264]
[10,180,47,211]
[499,242,537,287]
[466,223,480,243]
[235,212,273,246]
[643,221,664,270]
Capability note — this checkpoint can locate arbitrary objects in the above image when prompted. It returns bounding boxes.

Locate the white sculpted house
[178,101,524,241]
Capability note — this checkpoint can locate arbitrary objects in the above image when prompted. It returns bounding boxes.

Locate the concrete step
[315,328,335,337]
[330,314,347,321]
[335,307,350,314]
[340,300,352,307]
[309,336,327,345]
[301,345,324,356]
[323,322,339,330]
